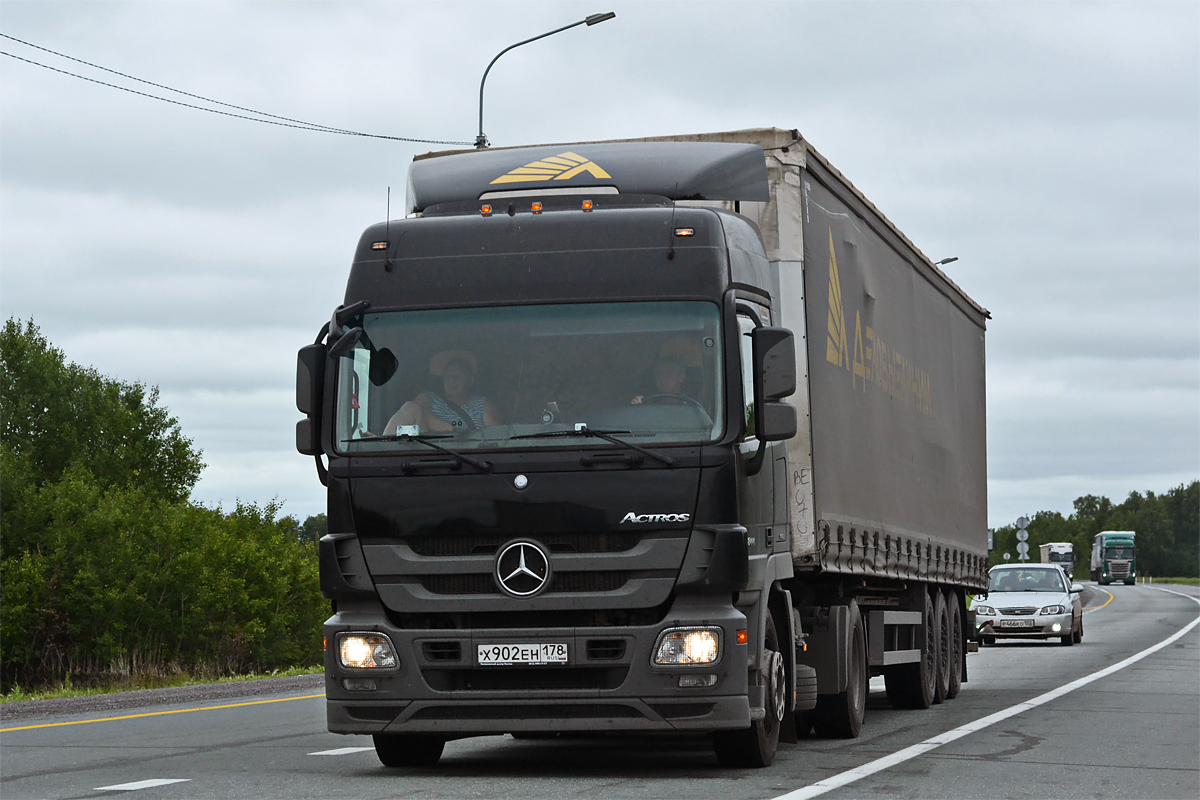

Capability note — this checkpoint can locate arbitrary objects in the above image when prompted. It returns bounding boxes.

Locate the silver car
[975,564,1084,646]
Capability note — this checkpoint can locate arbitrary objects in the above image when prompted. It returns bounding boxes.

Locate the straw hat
[429,350,477,377]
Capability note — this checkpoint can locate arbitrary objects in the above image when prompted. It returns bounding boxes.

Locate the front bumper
[978,612,1072,640]
[324,594,751,735]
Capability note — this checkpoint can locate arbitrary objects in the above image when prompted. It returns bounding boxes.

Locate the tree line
[1,320,327,691]
[989,482,1199,577]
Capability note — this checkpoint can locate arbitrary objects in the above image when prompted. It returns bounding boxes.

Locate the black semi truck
[296,128,990,768]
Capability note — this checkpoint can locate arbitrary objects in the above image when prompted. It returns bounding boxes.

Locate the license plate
[999,619,1034,628]
[477,643,568,666]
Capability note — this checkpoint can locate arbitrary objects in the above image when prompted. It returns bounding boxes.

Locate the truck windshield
[333,301,724,453]
[1104,546,1134,559]
[1049,552,1071,562]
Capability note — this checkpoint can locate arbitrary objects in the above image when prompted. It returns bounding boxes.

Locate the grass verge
[1143,577,1200,586]
[1,665,324,703]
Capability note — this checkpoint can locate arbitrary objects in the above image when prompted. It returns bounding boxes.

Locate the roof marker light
[581,199,594,212]
[371,241,388,250]
[531,202,543,214]
[674,228,695,237]
[481,204,493,216]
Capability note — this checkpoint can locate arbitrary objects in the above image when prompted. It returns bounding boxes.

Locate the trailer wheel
[933,590,951,704]
[885,588,937,709]
[945,589,963,700]
[373,733,445,767]
[811,600,866,738]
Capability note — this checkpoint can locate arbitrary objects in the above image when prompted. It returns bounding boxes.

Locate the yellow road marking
[1,692,325,732]
[1085,584,1114,610]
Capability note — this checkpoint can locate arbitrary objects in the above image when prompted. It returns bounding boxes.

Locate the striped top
[429,392,486,429]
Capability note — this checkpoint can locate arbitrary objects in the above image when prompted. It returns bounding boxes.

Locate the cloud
[1,0,1196,529]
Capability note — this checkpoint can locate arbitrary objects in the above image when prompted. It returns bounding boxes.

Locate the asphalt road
[2,583,1196,800]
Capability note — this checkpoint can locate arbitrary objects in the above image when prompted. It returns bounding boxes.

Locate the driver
[631,357,688,405]
[385,351,502,433]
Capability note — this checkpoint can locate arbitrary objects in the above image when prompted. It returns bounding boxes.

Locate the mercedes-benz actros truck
[296,128,990,768]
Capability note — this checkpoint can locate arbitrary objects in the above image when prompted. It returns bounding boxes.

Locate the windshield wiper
[347,432,492,473]
[512,425,676,467]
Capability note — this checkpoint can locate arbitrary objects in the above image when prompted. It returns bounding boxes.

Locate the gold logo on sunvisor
[489,151,612,184]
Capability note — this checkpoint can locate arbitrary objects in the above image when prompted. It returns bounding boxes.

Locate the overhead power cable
[0,33,471,146]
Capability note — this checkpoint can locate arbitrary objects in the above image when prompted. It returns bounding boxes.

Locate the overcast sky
[2,0,1196,529]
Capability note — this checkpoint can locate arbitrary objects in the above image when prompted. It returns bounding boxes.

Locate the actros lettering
[620,512,691,524]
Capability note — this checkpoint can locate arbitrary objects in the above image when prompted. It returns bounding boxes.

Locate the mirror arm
[745,440,767,477]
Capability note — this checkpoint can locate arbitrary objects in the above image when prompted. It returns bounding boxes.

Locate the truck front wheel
[373,733,445,768]
[712,611,783,767]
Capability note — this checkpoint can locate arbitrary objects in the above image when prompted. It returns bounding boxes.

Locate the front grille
[1110,563,1131,578]
[999,607,1037,615]
[409,532,642,557]
[422,641,463,662]
[586,639,627,660]
[420,572,630,596]
[411,703,643,721]
[421,667,628,692]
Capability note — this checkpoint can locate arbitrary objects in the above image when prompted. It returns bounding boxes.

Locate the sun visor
[407,141,770,213]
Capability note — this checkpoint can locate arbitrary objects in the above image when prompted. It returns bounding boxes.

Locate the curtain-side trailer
[296,127,990,769]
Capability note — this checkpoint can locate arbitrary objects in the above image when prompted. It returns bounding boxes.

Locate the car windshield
[989,569,1064,593]
[333,301,724,453]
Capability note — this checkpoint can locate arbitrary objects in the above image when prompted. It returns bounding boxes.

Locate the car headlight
[337,632,399,670]
[1039,605,1066,615]
[974,605,995,615]
[653,627,721,665]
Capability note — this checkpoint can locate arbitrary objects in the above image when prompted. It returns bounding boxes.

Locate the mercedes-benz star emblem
[494,540,551,597]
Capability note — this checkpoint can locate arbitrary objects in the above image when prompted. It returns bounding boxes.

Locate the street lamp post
[475,12,616,149]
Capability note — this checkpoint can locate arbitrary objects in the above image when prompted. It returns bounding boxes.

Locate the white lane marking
[774,590,1200,800]
[308,746,375,756]
[95,778,190,791]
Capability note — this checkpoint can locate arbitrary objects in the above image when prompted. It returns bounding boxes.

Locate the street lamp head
[476,12,617,148]
[933,257,959,267]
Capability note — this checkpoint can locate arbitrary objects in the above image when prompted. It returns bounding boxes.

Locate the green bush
[1,320,325,691]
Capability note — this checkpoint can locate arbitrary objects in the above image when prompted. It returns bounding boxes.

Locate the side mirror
[752,327,798,442]
[1070,583,1084,594]
[296,343,326,456]
[296,343,327,415]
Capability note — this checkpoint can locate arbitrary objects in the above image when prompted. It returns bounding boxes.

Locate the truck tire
[811,600,866,738]
[373,733,445,767]
[945,589,963,700]
[933,590,950,704]
[885,588,936,709]
[712,610,783,767]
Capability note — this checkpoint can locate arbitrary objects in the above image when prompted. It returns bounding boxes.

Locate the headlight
[1039,605,1066,615]
[653,627,721,665]
[974,605,995,615]
[337,632,398,670]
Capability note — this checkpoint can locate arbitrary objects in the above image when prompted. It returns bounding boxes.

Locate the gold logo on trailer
[824,227,933,417]
[489,151,612,184]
